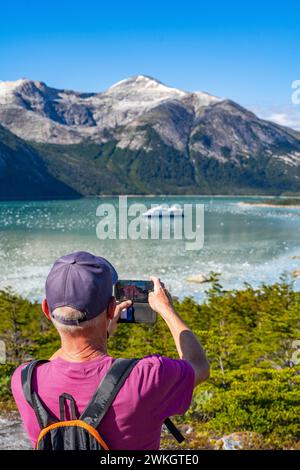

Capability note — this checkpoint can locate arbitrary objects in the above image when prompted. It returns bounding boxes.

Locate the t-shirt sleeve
[149,355,195,421]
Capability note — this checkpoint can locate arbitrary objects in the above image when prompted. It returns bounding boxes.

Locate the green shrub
[0,277,299,448]
[188,367,300,448]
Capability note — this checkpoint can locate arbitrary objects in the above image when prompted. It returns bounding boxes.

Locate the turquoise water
[0,196,300,301]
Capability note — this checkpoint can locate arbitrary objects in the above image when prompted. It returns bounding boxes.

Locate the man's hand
[107,299,132,336]
[148,276,174,317]
[148,275,210,387]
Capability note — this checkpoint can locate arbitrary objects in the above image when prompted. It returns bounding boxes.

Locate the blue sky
[1,0,300,128]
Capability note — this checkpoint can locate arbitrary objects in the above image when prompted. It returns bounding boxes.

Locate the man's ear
[42,299,52,321]
[107,296,116,320]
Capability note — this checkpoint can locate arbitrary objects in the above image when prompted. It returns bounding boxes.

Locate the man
[12,251,210,450]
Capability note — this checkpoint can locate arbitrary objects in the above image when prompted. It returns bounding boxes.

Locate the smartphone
[115,280,154,303]
[114,280,156,324]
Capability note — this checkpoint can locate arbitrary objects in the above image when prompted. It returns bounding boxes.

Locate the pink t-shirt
[11,354,195,450]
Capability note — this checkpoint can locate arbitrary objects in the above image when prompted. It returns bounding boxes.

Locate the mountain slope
[0,75,300,197]
[188,100,300,193]
[0,125,79,200]
[0,76,220,145]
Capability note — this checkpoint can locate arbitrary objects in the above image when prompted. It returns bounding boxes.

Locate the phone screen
[114,280,154,303]
[118,304,156,324]
[120,306,135,321]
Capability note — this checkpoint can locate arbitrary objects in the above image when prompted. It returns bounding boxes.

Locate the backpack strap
[164,417,185,443]
[80,358,139,428]
[21,357,185,443]
[80,357,185,443]
[59,393,77,420]
[21,359,52,429]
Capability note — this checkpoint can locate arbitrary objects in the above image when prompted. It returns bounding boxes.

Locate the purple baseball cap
[45,251,118,325]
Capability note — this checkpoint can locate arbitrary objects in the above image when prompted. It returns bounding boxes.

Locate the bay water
[0,196,300,301]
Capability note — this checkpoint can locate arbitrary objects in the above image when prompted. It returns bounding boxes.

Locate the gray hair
[51,306,103,335]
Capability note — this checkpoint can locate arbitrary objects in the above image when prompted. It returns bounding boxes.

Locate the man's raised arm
[148,276,210,387]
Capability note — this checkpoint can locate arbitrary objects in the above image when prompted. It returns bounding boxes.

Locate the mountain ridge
[0,75,299,198]
[0,75,221,144]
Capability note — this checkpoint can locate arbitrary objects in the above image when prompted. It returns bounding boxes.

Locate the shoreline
[1,194,300,203]
[238,202,300,209]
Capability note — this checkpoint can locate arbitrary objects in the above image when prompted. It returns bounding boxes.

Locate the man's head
[42,251,118,336]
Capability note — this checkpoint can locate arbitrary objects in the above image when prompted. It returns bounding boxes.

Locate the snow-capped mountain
[0,75,300,198]
[0,75,220,145]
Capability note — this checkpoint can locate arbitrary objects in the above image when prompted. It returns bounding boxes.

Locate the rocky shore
[0,412,31,450]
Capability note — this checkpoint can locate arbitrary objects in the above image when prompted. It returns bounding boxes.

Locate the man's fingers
[115,300,132,315]
[165,290,173,303]
[117,299,132,309]
[150,276,163,292]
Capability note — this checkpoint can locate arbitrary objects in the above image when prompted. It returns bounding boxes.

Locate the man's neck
[51,336,107,362]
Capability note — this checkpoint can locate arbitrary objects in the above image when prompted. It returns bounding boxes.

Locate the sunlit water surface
[0,196,300,301]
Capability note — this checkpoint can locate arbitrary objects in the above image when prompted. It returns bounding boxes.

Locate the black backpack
[21,358,184,450]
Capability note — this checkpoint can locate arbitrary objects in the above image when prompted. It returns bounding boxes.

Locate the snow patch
[276,152,300,166]
[107,75,187,97]
[193,91,221,106]
[0,78,28,94]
